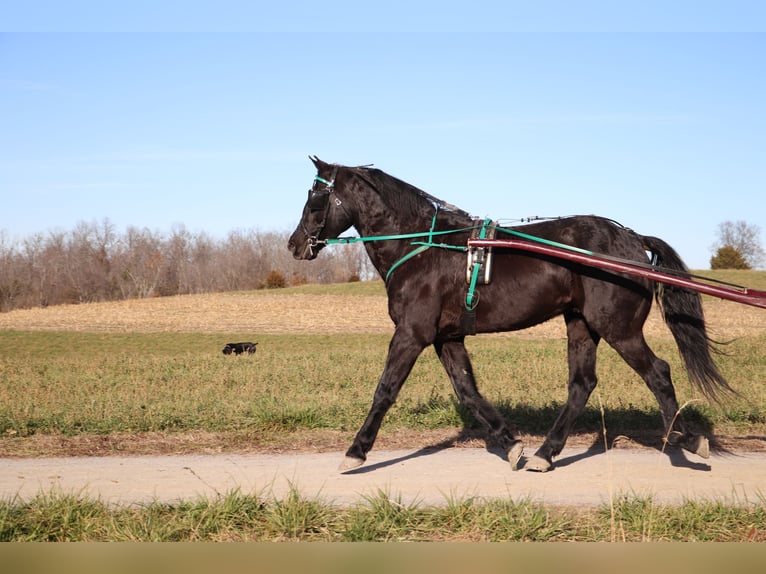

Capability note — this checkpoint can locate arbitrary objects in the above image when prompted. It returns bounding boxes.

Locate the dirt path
[4,443,765,508]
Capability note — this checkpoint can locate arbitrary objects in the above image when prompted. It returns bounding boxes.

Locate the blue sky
[2,3,765,269]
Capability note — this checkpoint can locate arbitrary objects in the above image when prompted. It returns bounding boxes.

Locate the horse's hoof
[525,455,552,473]
[693,436,710,459]
[508,441,524,471]
[667,431,710,459]
[339,456,365,471]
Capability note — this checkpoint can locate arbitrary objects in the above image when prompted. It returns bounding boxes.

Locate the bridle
[301,165,341,255]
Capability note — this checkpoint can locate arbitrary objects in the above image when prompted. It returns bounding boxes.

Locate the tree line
[0,220,375,312]
[2,218,762,312]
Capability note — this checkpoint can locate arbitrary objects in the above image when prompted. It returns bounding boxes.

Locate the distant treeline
[0,220,375,312]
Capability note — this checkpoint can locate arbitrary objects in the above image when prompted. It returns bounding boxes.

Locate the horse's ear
[309,155,325,169]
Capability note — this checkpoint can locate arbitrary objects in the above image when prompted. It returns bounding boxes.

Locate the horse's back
[474,216,653,334]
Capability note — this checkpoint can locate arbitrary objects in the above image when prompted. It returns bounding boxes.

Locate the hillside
[1,273,765,340]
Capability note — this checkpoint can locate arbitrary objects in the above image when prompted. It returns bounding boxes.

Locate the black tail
[642,235,737,403]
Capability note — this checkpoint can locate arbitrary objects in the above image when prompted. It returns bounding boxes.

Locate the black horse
[288,156,734,472]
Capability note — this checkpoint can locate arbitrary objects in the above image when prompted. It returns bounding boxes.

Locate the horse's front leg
[434,338,524,470]
[340,327,427,471]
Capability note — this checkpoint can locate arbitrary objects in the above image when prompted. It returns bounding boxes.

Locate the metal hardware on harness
[466,219,496,287]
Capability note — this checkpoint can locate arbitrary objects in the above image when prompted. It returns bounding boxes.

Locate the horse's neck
[348,189,430,278]
[351,186,468,281]
[355,206,425,237]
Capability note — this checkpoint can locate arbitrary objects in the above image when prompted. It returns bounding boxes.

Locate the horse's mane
[348,165,473,222]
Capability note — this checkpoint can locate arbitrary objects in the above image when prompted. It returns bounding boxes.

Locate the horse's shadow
[342,429,485,475]
[342,403,746,475]
[549,438,713,472]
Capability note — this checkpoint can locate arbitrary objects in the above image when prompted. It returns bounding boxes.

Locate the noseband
[302,165,341,255]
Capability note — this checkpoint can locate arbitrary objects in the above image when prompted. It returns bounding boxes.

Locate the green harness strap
[325,207,472,283]
[325,216,592,308]
[384,206,442,282]
[384,244,431,282]
[495,226,594,256]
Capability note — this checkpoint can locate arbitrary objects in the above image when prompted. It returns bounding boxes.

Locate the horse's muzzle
[288,236,318,260]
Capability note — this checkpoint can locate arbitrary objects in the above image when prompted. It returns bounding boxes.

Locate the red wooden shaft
[469,238,766,310]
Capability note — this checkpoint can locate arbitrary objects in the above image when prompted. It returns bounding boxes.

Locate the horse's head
[288,156,355,260]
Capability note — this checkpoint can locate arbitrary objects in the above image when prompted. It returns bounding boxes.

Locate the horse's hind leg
[608,334,709,458]
[527,313,600,472]
[434,338,524,470]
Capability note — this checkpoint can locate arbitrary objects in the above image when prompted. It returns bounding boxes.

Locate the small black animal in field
[222,342,257,355]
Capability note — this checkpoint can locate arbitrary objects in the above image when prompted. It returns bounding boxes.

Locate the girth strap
[462,218,495,336]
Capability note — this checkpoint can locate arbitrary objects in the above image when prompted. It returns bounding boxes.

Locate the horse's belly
[473,270,572,333]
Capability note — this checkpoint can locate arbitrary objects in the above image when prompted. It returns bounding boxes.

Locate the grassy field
[1,272,765,450]
[1,330,765,450]
[1,272,765,541]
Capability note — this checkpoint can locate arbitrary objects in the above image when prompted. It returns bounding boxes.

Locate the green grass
[1,488,764,541]
[693,268,766,290]
[1,330,764,441]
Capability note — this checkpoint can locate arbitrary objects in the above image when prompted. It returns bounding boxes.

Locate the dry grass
[0,291,393,335]
[1,283,763,341]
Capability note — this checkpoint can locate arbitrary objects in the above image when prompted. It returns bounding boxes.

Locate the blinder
[307,188,331,211]
[306,167,339,211]
[302,165,340,252]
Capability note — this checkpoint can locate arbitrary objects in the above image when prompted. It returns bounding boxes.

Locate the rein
[319,214,497,312]
[320,207,474,282]
[303,164,607,308]
[305,171,670,310]
[321,219,594,284]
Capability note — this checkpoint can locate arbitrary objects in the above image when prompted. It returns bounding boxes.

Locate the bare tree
[0,231,23,311]
[39,231,71,304]
[710,220,765,269]
[65,220,119,302]
[0,221,377,312]
[117,226,164,298]
[161,224,193,295]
